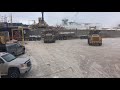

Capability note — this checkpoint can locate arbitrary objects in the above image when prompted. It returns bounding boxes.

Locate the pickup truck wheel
[52,41,55,43]
[22,49,25,54]
[8,69,20,78]
[23,51,25,54]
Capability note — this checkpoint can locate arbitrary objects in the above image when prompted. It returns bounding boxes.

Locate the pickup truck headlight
[20,64,27,68]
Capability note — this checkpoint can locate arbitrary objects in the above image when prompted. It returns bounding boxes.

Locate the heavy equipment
[42,29,57,43]
[0,33,9,52]
[0,36,6,44]
[44,33,56,43]
[0,33,25,56]
[0,31,10,44]
[88,30,102,46]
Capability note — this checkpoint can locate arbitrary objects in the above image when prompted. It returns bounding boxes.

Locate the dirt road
[22,38,120,78]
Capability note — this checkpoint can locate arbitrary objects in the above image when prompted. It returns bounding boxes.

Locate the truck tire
[53,41,55,43]
[22,49,25,54]
[8,68,20,78]
[99,43,102,46]
[88,39,90,45]
[88,39,89,44]
[63,36,67,40]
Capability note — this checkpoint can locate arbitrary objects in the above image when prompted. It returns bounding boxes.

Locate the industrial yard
[1,12,120,78]
[20,38,120,78]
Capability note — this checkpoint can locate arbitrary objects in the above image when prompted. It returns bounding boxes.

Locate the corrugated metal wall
[24,29,120,39]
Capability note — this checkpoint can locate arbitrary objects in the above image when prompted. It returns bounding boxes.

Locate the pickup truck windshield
[1,54,16,62]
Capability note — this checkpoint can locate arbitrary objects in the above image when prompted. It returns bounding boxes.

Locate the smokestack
[41,12,44,22]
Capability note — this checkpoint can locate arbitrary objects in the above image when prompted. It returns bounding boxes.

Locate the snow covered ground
[21,38,120,78]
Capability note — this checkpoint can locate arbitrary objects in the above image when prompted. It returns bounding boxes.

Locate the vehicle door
[8,44,17,56]
[15,43,20,55]
[16,43,23,55]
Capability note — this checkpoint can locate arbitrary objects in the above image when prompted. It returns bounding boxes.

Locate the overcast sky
[0,12,120,27]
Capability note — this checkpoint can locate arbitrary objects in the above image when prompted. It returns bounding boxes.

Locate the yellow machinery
[88,30,102,46]
[0,36,6,44]
[0,31,10,44]
[12,27,24,45]
[42,29,57,43]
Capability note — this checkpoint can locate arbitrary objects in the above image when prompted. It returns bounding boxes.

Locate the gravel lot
[21,38,120,78]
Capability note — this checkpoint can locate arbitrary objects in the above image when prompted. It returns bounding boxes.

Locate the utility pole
[10,13,12,26]
[21,27,24,46]
[4,15,7,22]
[1,16,4,22]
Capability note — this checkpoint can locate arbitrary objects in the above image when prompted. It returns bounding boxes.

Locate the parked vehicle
[42,30,57,43]
[58,32,75,40]
[0,42,25,56]
[44,33,56,43]
[29,35,41,41]
[80,35,88,39]
[0,52,31,78]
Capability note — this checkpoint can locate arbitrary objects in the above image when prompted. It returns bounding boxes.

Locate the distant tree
[62,18,68,25]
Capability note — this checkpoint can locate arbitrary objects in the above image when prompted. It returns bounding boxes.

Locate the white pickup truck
[0,52,31,78]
